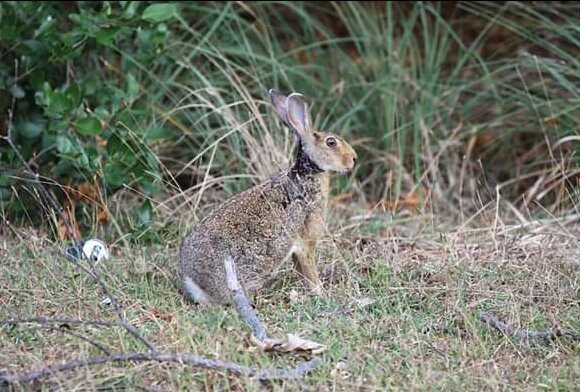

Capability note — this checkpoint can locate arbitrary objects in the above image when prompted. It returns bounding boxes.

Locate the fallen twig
[1,317,118,328]
[479,312,580,342]
[83,257,159,353]
[39,326,112,355]
[1,317,116,355]
[0,351,322,384]
[52,247,159,353]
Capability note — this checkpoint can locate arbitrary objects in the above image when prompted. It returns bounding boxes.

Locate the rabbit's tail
[224,256,268,341]
[182,276,215,306]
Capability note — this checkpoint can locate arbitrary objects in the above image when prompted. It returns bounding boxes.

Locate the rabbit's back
[179,171,327,303]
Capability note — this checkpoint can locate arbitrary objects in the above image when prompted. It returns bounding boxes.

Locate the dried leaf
[74,182,100,202]
[96,205,110,224]
[404,192,420,209]
[379,191,421,212]
[56,203,81,241]
[96,135,108,150]
[72,181,109,224]
[331,192,352,204]
[331,361,351,379]
[141,309,173,323]
[249,334,326,358]
[474,133,495,149]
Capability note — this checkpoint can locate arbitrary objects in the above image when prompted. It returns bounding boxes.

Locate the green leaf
[104,162,126,187]
[37,83,69,118]
[56,135,75,154]
[22,39,46,53]
[34,13,57,37]
[145,127,175,140]
[106,134,130,156]
[126,73,139,104]
[142,3,177,23]
[75,150,90,169]
[65,83,82,110]
[51,159,74,176]
[29,70,45,89]
[0,187,11,200]
[123,1,140,19]
[18,120,45,138]
[0,175,12,187]
[135,200,153,227]
[95,27,120,46]
[85,145,101,171]
[140,181,160,196]
[41,132,57,151]
[75,117,102,136]
[120,151,137,167]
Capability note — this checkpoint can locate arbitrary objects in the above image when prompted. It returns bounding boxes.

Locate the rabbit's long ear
[268,89,289,125]
[286,93,311,136]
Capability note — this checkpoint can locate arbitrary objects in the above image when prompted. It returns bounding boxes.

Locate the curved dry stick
[38,327,112,355]
[479,312,580,341]
[0,351,323,384]
[2,317,115,355]
[1,317,118,328]
[82,257,159,353]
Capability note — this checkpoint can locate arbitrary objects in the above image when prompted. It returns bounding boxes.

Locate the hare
[179,89,357,338]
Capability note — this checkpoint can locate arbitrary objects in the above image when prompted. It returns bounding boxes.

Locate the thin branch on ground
[37,326,112,355]
[1,317,118,328]
[83,257,159,353]
[479,312,580,342]
[1,317,116,355]
[0,351,323,384]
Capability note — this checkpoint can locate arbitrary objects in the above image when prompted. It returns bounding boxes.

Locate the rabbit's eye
[325,137,337,148]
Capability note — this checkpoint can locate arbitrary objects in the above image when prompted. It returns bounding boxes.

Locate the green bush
[0,2,179,227]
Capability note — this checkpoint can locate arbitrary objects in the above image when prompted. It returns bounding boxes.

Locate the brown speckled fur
[179,90,357,305]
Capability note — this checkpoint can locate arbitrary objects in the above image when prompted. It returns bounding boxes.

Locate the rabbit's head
[268,89,357,173]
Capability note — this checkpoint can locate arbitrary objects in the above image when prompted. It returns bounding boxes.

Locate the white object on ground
[82,239,109,264]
